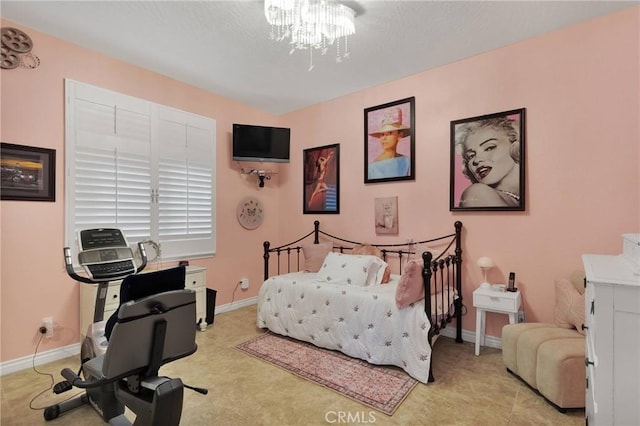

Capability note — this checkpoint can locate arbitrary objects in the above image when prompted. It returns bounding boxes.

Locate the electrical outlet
[240,278,249,290]
[517,311,525,323]
[42,317,54,338]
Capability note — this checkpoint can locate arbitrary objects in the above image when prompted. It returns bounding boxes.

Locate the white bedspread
[256,272,433,383]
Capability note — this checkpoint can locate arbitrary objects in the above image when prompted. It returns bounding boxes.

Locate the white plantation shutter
[72,95,152,240]
[65,80,216,259]
[74,147,151,238]
[154,105,215,258]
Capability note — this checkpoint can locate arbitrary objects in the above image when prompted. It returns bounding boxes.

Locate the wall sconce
[240,168,276,188]
[477,256,495,289]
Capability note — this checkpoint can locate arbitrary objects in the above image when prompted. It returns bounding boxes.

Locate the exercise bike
[75,229,148,361]
[44,228,206,424]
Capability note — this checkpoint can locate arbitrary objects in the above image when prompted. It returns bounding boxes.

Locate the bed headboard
[263,221,462,278]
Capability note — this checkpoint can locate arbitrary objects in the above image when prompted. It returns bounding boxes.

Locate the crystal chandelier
[264,0,356,70]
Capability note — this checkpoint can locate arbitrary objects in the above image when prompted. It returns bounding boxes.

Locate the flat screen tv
[232,123,290,163]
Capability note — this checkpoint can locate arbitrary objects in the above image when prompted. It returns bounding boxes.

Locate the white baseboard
[213,296,257,315]
[0,297,259,376]
[438,325,503,349]
[0,343,81,376]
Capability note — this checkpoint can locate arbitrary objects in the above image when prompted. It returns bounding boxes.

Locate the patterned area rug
[235,332,418,415]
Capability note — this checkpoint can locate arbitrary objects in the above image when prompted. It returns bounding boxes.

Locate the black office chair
[56,266,205,425]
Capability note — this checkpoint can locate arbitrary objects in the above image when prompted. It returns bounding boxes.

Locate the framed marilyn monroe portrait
[450,108,525,212]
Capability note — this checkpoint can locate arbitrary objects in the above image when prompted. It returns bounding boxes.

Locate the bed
[257,221,463,383]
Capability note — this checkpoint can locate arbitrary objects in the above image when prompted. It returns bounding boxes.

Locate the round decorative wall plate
[236,196,264,230]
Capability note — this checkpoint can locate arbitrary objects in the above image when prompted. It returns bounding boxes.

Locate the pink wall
[0,20,285,361]
[2,7,638,363]
[278,8,639,338]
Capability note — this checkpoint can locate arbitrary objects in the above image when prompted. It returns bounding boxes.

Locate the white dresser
[80,265,208,338]
[583,234,640,426]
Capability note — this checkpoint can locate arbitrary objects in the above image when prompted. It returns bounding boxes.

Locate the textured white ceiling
[1,1,636,115]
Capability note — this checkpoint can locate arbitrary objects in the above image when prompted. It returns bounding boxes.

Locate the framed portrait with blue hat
[364,97,415,183]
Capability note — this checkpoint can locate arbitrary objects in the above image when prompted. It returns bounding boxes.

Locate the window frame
[64,79,216,262]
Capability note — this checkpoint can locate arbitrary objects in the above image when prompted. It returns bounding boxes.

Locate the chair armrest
[61,367,114,389]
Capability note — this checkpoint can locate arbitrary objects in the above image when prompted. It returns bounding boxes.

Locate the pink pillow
[554,278,585,335]
[302,242,333,272]
[395,260,425,308]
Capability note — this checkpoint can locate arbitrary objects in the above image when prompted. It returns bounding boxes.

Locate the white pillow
[370,256,389,286]
[317,252,383,286]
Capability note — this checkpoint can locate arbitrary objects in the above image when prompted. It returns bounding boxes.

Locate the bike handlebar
[63,242,147,284]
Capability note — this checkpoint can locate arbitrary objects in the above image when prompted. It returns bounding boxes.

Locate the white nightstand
[473,287,521,356]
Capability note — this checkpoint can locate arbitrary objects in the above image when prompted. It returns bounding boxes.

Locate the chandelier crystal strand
[343,34,349,58]
[264,0,355,70]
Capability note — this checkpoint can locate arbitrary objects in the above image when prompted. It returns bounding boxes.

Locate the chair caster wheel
[44,405,60,421]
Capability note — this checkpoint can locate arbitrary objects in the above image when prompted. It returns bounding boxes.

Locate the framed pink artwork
[303,143,340,214]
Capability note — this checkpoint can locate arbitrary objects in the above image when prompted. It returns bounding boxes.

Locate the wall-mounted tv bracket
[240,168,277,187]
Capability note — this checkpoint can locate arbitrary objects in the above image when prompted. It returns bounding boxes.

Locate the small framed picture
[374,196,399,235]
[303,143,339,214]
[1,142,56,202]
[450,108,525,211]
[364,97,415,183]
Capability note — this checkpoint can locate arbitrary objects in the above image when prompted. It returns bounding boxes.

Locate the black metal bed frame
[262,220,463,382]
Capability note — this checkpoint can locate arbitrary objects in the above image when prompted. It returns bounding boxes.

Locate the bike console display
[76,229,136,281]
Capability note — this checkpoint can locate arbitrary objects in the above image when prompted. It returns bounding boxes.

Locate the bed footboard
[421,222,463,382]
[422,221,463,343]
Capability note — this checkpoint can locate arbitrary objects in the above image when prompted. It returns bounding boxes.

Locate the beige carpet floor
[1,304,584,425]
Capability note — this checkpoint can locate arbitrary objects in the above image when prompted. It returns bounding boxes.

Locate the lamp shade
[477,257,495,269]
[477,256,494,289]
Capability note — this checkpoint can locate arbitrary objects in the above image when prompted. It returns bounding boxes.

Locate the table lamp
[477,256,495,289]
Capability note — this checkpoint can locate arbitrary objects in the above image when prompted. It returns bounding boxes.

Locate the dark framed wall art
[364,97,415,183]
[303,143,340,214]
[1,142,56,202]
[450,108,525,211]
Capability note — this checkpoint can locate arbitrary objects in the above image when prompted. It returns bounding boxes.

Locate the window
[65,80,216,260]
